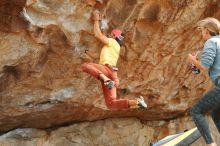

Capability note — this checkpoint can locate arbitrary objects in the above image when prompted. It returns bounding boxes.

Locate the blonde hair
[197,17,220,35]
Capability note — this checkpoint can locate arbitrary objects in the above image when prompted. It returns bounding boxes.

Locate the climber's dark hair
[115,33,125,46]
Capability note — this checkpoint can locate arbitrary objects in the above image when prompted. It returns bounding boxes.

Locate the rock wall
[0,0,220,145]
[0,116,219,146]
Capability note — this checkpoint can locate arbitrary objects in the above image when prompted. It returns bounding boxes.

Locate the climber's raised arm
[92,10,109,45]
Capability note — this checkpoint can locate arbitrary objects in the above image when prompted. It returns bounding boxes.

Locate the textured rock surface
[0,117,219,146]
[0,0,220,145]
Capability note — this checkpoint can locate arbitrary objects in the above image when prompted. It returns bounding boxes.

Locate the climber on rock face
[188,17,220,146]
[81,10,147,110]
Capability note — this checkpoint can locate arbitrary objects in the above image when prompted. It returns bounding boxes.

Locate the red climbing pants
[81,63,129,109]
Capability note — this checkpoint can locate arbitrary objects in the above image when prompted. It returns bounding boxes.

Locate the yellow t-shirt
[99,38,120,66]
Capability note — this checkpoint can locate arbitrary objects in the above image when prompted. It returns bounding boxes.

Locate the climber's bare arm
[188,53,208,75]
[93,10,108,45]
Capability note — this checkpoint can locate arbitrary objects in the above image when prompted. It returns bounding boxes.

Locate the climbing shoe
[104,80,114,89]
[137,96,147,109]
